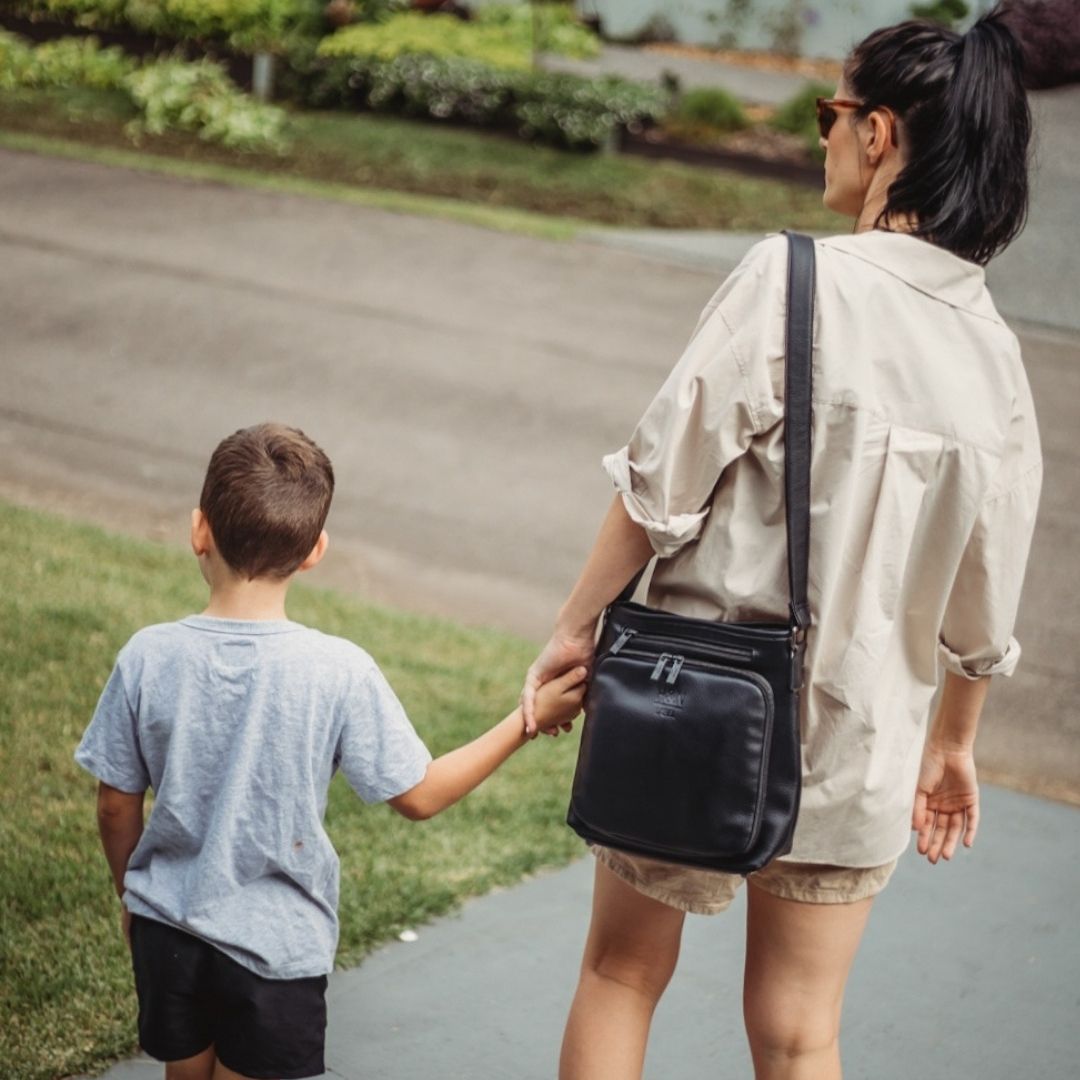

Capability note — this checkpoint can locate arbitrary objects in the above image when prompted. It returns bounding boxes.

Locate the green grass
[0,500,583,1080]
[0,86,844,233]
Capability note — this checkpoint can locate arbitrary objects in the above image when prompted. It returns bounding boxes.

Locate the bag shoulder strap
[615,233,815,623]
[783,231,815,632]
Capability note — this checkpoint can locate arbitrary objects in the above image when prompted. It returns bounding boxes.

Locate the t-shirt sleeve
[602,235,788,558]
[74,656,151,793]
[335,659,432,804]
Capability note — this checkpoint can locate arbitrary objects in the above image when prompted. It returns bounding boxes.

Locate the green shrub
[293,51,666,149]
[675,86,747,133]
[0,29,289,152]
[22,35,138,89]
[473,3,601,59]
[514,71,665,148]
[318,4,599,70]
[124,56,290,149]
[909,0,969,28]
[769,79,832,161]
[0,30,36,88]
[319,13,530,69]
[10,0,323,52]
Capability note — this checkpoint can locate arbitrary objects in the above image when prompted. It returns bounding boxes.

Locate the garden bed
[0,11,827,184]
[622,125,821,186]
[0,86,842,231]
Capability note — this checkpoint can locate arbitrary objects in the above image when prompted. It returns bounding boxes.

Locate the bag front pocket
[572,650,775,860]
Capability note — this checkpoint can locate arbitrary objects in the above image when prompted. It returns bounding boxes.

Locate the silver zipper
[637,633,755,663]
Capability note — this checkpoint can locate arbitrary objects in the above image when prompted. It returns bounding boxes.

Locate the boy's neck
[202,577,292,622]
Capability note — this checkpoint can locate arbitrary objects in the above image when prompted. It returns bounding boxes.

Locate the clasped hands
[522,625,597,738]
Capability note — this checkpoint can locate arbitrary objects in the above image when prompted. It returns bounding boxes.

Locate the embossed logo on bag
[655,688,684,720]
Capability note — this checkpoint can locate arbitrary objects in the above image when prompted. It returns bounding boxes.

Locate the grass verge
[0,86,844,234]
[0,500,582,1080]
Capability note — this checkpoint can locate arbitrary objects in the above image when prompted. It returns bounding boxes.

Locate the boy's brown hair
[200,423,334,580]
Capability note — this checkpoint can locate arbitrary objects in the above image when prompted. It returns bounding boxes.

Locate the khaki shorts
[593,845,898,915]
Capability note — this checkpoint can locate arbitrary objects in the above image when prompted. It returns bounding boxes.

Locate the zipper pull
[650,653,671,681]
[665,656,684,685]
[609,628,636,655]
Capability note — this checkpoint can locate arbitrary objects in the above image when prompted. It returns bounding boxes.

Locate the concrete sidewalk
[94,785,1079,1080]
[541,43,815,106]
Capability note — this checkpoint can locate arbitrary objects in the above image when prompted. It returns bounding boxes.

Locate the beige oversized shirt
[604,231,1042,867]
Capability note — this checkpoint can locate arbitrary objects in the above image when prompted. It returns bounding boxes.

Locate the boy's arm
[96,782,145,898]
[388,665,587,821]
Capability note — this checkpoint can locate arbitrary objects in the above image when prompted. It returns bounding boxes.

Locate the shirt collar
[818,231,1001,323]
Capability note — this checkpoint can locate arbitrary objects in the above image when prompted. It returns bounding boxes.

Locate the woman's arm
[521,495,654,735]
[912,671,991,863]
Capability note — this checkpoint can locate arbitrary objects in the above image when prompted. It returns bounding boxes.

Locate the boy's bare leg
[743,883,874,1080]
[164,1047,216,1080]
[212,1061,266,1080]
[559,860,685,1080]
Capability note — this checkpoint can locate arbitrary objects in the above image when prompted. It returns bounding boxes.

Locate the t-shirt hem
[125,900,335,981]
[364,752,433,804]
[74,750,147,794]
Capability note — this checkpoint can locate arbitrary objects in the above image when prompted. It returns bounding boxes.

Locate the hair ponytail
[845,8,1031,265]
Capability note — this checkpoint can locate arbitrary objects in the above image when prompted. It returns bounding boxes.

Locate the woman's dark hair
[844,8,1031,265]
[998,0,1080,89]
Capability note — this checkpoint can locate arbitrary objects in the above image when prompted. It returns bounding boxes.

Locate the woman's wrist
[555,602,600,642]
[926,725,976,753]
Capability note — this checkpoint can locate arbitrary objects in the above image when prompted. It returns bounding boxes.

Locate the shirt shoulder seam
[817,240,1005,326]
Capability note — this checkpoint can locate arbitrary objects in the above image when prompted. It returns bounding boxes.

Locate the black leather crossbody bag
[566,232,815,874]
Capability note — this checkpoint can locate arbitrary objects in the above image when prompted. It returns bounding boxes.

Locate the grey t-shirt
[75,615,432,979]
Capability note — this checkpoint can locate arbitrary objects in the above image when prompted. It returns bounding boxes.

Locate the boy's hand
[532,666,588,736]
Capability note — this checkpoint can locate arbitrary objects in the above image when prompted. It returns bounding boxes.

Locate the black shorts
[129,914,328,1079]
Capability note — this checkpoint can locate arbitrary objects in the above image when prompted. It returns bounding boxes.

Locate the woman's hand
[912,740,979,864]
[522,625,597,737]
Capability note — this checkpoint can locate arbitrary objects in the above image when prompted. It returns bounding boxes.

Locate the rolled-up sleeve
[938,460,1042,679]
[604,236,786,559]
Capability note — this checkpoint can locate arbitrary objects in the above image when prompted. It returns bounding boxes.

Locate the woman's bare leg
[559,860,686,1080]
[743,882,875,1080]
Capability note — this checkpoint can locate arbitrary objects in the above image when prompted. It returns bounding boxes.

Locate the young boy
[75,423,585,1080]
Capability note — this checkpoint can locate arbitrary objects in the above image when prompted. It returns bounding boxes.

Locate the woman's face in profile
[821,81,868,219]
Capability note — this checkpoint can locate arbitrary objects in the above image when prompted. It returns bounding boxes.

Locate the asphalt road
[1,145,1077,804]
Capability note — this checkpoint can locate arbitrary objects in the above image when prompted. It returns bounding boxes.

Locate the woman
[523,10,1042,1080]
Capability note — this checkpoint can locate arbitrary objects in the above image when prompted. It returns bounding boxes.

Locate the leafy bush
[514,70,665,148]
[675,87,747,133]
[319,13,529,69]
[318,4,599,70]
[293,51,667,149]
[0,30,289,151]
[909,0,969,28]
[125,56,290,148]
[21,35,138,89]
[473,3,601,59]
[0,30,37,88]
[9,0,323,52]
[769,79,832,161]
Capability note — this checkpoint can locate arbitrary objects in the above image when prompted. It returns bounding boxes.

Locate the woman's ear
[298,530,329,573]
[864,109,896,165]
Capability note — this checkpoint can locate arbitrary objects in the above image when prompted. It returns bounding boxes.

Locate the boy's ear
[298,530,329,573]
[190,509,212,558]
